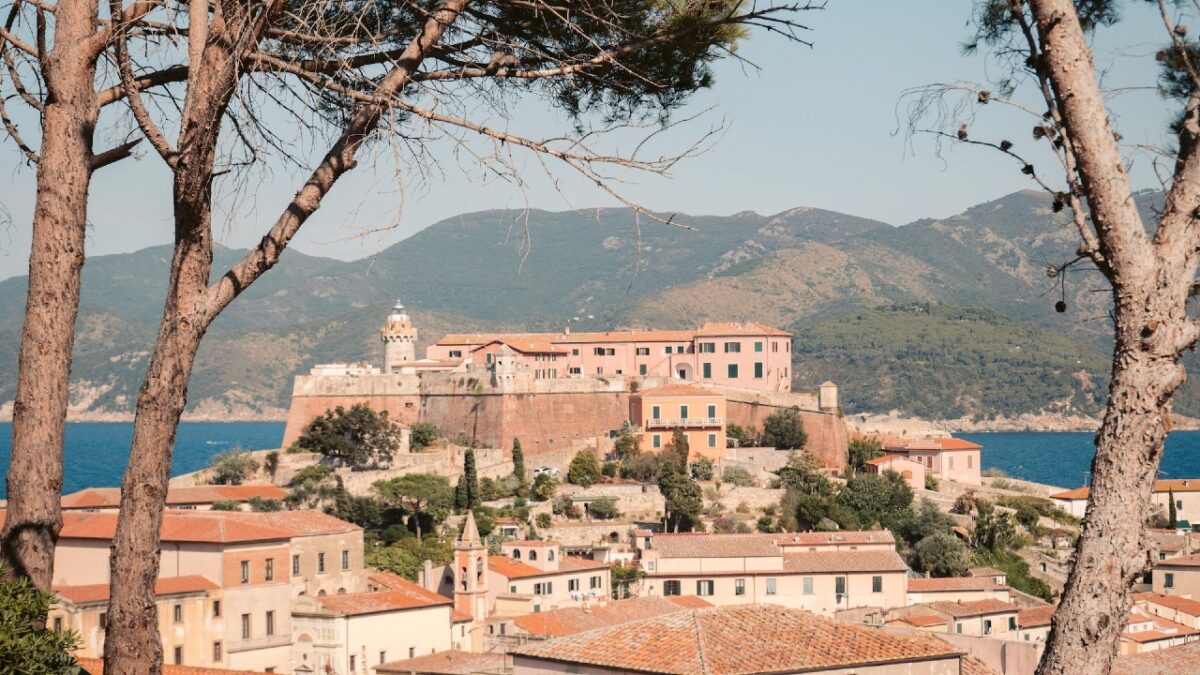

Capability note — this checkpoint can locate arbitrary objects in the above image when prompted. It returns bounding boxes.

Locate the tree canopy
[568,451,603,487]
[374,473,454,541]
[762,407,807,450]
[299,404,403,468]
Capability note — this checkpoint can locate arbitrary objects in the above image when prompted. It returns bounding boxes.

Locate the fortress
[281,303,848,467]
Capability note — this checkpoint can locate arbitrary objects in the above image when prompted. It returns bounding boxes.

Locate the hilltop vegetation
[793,304,1109,420]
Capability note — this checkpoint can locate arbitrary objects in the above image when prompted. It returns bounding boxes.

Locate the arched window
[317,590,326,597]
[512,549,521,560]
[337,587,346,595]
[460,567,468,591]
[477,557,485,584]
[547,550,555,561]
[529,550,538,561]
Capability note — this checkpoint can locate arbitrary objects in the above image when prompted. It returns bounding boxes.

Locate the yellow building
[629,383,726,461]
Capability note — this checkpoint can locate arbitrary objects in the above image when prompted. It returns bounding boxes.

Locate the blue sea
[0,422,285,498]
[960,431,1200,488]
[2,424,1200,497]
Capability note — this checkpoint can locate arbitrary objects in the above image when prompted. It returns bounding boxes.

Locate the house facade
[881,438,982,486]
[628,384,727,460]
[427,322,794,393]
[638,532,908,617]
[1052,480,1200,522]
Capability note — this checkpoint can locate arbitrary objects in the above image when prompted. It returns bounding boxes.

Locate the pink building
[881,437,983,486]
[629,383,727,460]
[427,322,793,392]
[863,455,927,491]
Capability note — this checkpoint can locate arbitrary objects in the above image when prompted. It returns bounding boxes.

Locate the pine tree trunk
[1,0,100,590]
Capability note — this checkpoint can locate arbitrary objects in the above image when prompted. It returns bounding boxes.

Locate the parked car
[533,466,561,478]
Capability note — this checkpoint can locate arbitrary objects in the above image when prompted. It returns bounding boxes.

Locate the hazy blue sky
[0,1,1180,280]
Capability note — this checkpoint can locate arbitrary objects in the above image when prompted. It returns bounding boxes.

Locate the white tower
[381,300,417,373]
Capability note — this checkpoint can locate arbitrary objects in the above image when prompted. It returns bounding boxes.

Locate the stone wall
[723,392,847,470]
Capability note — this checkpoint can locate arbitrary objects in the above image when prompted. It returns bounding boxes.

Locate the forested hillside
[0,189,1180,421]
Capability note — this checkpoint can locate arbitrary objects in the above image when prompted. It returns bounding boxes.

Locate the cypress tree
[1169,488,1179,529]
[464,449,479,509]
[512,438,527,497]
[454,474,469,511]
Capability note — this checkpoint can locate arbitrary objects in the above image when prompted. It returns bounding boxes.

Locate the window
[1179,500,1185,510]
[706,404,717,418]
[174,604,183,623]
[967,455,974,469]
[651,405,661,420]
[664,346,674,354]
[983,619,993,635]
[240,560,250,584]
[680,405,689,419]
[636,347,650,356]
[593,347,605,356]
[948,457,955,470]
[213,600,221,618]
[1008,617,1017,631]
[1166,572,1176,588]
[723,342,741,353]
[318,552,326,573]
[569,367,582,375]
[292,554,300,575]
[512,549,521,560]
[872,576,882,593]
[569,579,580,592]
[708,433,717,448]
[342,550,350,571]
[351,656,356,671]
[449,350,462,358]
[591,576,602,589]
[754,362,764,379]
[803,577,813,595]
[697,580,715,596]
[639,364,647,375]
[956,623,963,634]
[265,558,274,581]
[735,579,745,596]
[652,434,662,449]
[548,550,555,561]
[765,578,777,595]
[174,646,183,665]
[835,577,846,597]
[727,364,739,378]
[698,342,716,353]
[380,651,387,664]
[702,362,712,379]
[663,580,681,596]
[213,642,222,662]
[571,348,579,356]
[53,617,62,632]
[546,582,552,594]
[772,341,779,353]
[510,585,517,593]
[266,611,275,636]
[529,550,538,561]
[1160,551,1167,561]
[99,613,107,630]
[754,341,763,352]
[241,614,251,639]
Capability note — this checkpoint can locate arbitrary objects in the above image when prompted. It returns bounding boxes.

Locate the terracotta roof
[782,549,909,574]
[907,577,1006,593]
[1048,487,1090,500]
[650,533,782,559]
[1134,592,1200,616]
[1,508,359,544]
[864,454,922,467]
[505,540,560,547]
[62,485,288,509]
[896,614,949,627]
[1112,640,1200,675]
[511,604,961,675]
[55,576,217,605]
[773,530,896,547]
[376,650,510,675]
[962,654,999,675]
[1053,479,1200,501]
[512,596,712,638]
[451,609,473,623]
[487,555,608,580]
[76,657,271,675]
[472,338,569,355]
[1017,605,1057,628]
[318,582,451,617]
[934,438,983,451]
[695,322,792,337]
[666,595,713,609]
[927,599,1018,618]
[1155,552,1200,568]
[968,567,1007,578]
[634,383,724,398]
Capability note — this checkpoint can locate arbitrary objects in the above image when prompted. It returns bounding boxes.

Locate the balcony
[645,417,722,429]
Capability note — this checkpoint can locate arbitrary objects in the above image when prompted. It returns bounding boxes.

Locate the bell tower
[381,300,417,373]
[454,512,489,626]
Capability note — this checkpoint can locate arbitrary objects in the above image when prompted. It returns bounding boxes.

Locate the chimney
[564,326,571,335]
[422,559,435,591]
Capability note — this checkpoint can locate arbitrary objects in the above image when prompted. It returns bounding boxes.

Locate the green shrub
[721,465,755,487]
[536,513,553,529]
[567,450,602,487]
[409,423,441,452]
[762,407,807,450]
[925,474,939,491]
[248,497,283,512]
[299,404,403,467]
[589,497,621,520]
[0,566,79,673]
[691,457,715,481]
[211,500,241,511]
[209,450,259,485]
[602,461,619,478]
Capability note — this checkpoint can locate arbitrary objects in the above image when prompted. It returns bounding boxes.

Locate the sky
[0,1,1182,281]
